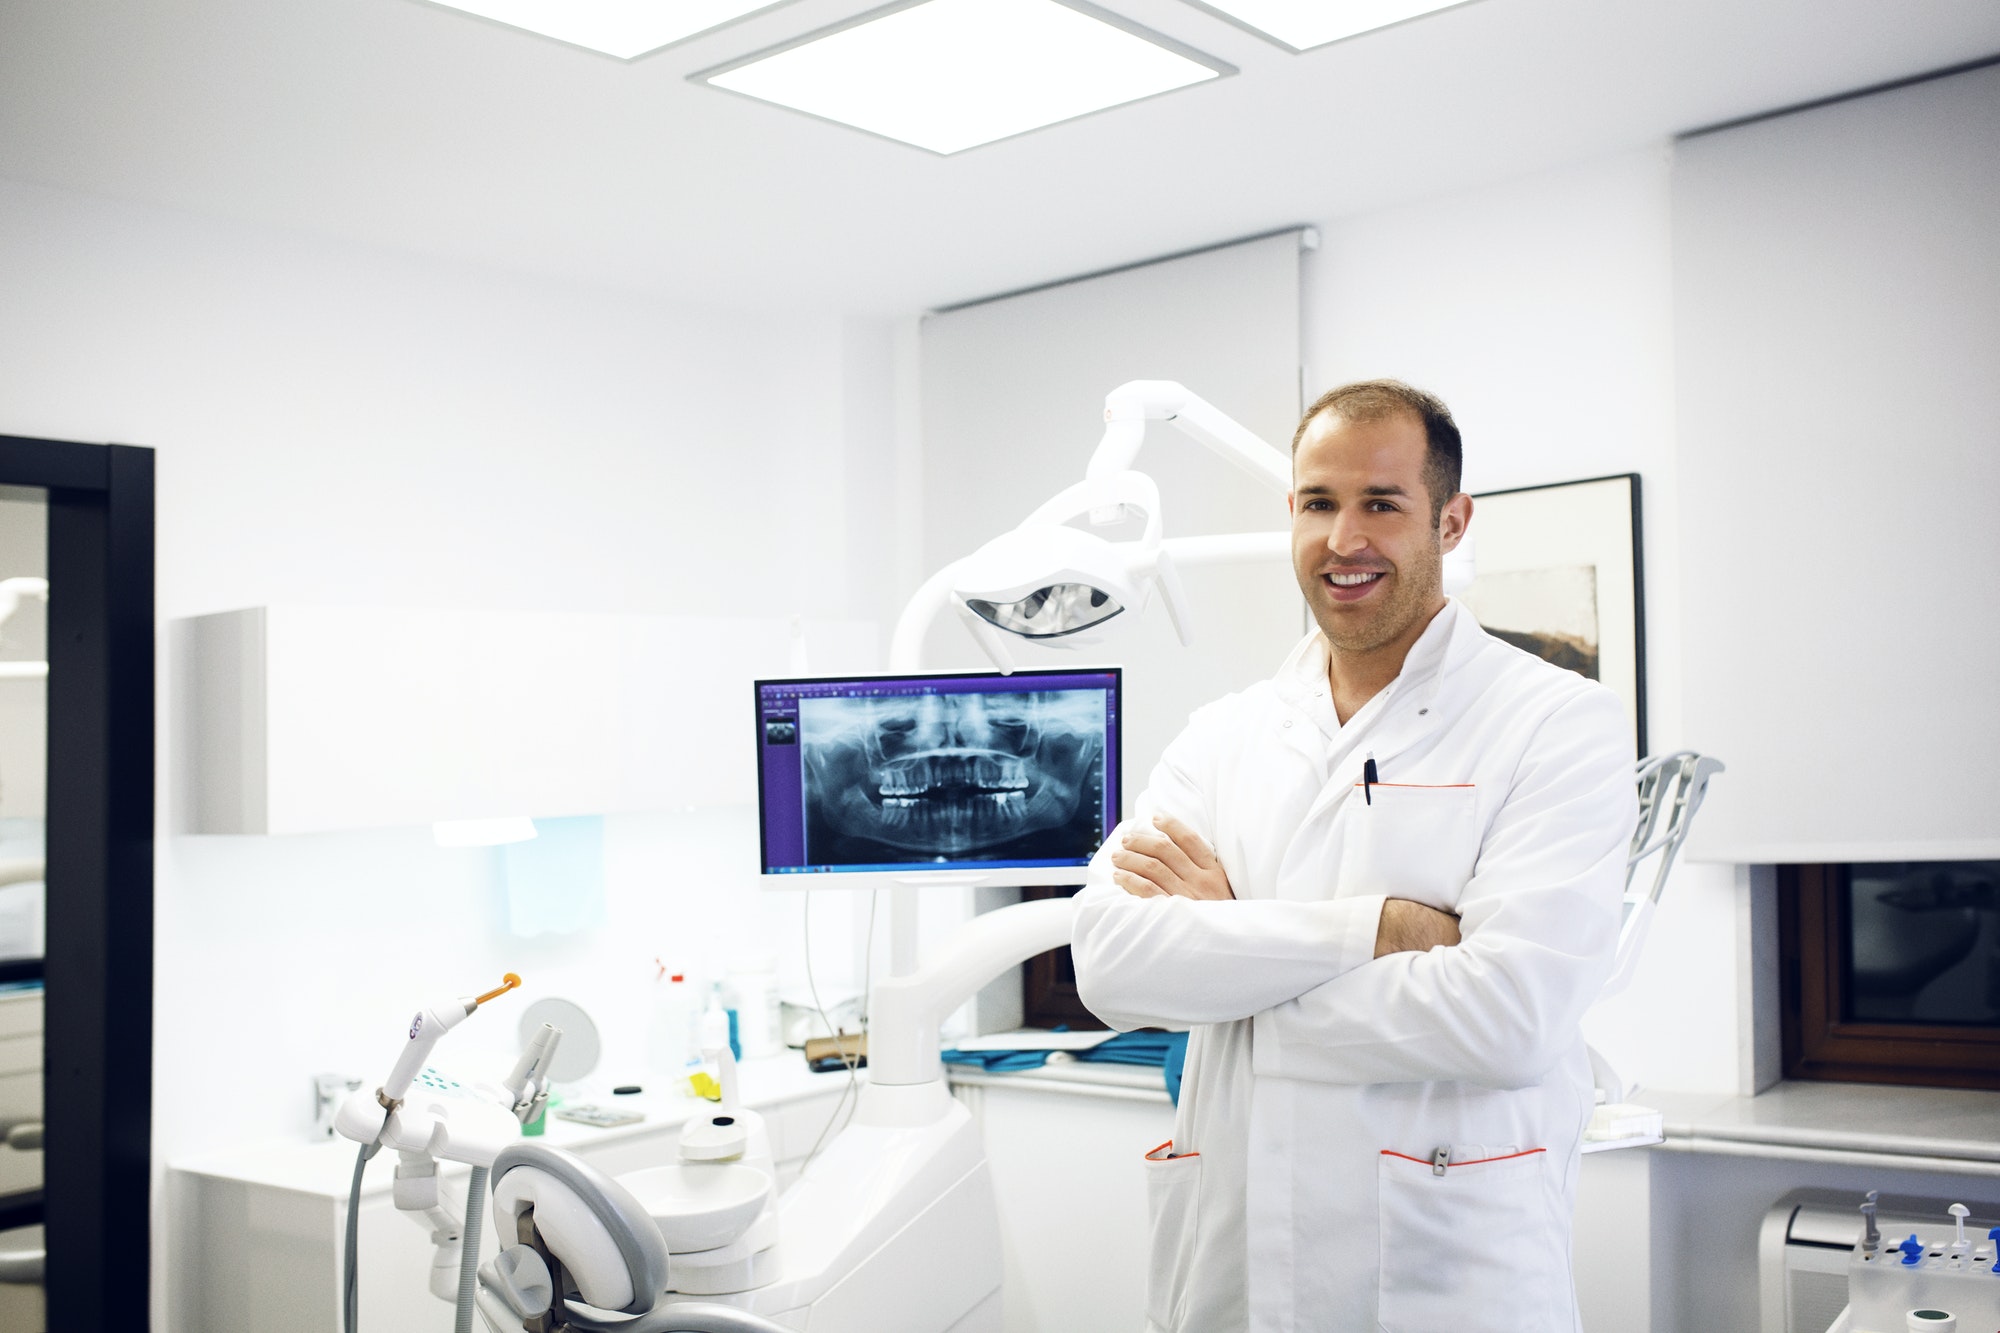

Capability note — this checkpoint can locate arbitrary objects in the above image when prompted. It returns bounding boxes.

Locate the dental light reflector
[418,0,780,60]
[966,583,1123,639]
[698,0,1229,155]
[433,817,538,848]
[1187,0,1475,51]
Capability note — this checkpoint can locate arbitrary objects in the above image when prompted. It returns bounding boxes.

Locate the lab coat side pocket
[1376,1147,1559,1333]
[1142,1142,1203,1333]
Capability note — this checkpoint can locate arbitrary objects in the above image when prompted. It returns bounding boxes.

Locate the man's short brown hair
[1292,380,1463,518]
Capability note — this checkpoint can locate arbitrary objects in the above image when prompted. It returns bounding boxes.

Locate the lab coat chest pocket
[1340,784,1479,912]
[1377,1148,1560,1332]
[1142,1143,1202,1332]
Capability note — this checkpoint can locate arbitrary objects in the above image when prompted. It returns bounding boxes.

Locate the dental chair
[478,1143,788,1333]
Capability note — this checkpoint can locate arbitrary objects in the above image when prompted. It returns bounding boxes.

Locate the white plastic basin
[617,1162,771,1253]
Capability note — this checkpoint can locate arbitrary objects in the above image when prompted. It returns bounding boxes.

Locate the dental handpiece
[379,973,521,1108]
[504,1022,564,1122]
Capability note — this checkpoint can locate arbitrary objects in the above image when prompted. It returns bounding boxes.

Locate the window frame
[1779,863,2000,1090]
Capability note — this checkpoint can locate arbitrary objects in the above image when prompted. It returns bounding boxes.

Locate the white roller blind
[1676,64,2000,863]
[920,233,1306,805]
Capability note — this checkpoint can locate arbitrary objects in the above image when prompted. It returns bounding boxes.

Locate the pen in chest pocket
[1363,753,1379,806]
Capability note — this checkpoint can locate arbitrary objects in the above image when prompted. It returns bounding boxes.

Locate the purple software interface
[755,669,1122,875]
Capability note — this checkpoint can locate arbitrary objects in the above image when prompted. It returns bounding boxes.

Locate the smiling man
[1069,380,1639,1332]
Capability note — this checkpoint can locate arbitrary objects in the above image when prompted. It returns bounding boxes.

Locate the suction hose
[455,1165,488,1333]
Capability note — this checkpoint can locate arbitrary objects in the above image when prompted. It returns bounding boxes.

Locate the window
[1780,862,2000,1090]
[1020,886,1107,1030]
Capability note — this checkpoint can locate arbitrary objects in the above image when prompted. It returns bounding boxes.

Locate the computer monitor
[755,668,1122,889]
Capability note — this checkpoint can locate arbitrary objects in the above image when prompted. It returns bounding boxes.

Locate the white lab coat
[1071,598,1636,1333]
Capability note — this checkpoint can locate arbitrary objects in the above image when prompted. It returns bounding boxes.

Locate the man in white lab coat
[1070,380,1637,1333]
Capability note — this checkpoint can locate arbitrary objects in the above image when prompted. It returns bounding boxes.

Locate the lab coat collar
[1272,596,1477,723]
[1271,600,1489,814]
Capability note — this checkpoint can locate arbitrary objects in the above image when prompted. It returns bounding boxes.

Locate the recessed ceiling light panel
[420,0,790,61]
[697,0,1231,155]
[1183,0,1477,52]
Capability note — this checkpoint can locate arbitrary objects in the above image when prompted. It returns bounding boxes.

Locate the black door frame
[0,433,154,1331]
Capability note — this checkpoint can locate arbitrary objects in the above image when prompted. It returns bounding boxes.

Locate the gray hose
[455,1165,487,1333]
[343,1140,380,1333]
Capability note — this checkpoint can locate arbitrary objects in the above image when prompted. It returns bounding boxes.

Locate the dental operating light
[416,0,784,60]
[696,0,1231,155]
[944,470,1195,672]
[891,380,1474,676]
[965,580,1120,638]
[1183,0,1478,52]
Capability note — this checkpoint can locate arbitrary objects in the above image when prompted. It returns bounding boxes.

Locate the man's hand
[1374,899,1462,958]
[1110,815,1235,901]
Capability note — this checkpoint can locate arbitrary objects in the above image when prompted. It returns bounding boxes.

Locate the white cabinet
[179,606,877,834]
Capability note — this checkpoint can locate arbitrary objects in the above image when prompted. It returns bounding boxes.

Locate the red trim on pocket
[1380,1147,1545,1168]
[1351,782,1476,789]
[1146,1140,1198,1161]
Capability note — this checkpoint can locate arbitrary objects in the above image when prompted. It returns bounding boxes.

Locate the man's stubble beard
[1310,527,1445,657]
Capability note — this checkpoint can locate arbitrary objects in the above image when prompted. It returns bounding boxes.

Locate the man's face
[1288,410,1470,657]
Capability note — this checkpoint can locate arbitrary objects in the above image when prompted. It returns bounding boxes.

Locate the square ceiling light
[696,0,1232,155]
[419,0,789,61]
[1184,0,1477,52]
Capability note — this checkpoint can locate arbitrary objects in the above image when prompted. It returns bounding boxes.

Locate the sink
[617,1162,772,1253]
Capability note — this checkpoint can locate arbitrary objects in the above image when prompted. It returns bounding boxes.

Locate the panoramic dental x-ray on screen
[757,671,1120,874]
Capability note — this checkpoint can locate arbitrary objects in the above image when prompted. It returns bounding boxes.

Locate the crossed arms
[1068,688,1636,1090]
[1110,812,1464,959]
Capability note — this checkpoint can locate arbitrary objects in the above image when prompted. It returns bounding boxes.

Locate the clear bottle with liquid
[647,967,695,1079]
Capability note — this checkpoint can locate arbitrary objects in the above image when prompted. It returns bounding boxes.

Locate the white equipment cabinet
[178,606,877,835]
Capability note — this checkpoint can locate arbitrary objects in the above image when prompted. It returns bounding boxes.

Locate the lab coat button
[1282,720,1293,729]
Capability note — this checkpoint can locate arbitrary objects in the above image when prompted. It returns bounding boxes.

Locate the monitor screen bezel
[753,665,1123,891]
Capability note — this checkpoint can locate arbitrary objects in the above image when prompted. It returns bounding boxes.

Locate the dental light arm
[1088,381,1292,492]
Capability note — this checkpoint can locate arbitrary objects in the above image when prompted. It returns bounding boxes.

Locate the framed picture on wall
[1462,473,1646,756]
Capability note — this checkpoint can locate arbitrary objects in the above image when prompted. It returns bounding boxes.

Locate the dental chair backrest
[489,1143,672,1319]
[485,1145,794,1333]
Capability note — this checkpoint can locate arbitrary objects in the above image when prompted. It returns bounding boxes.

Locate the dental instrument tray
[553,1103,644,1129]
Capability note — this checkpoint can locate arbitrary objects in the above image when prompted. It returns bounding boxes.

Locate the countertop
[1645,1081,2000,1164]
[171,1053,858,1198]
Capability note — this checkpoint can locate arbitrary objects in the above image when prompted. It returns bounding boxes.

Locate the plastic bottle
[700,982,739,1062]
[647,967,695,1079]
[724,959,782,1059]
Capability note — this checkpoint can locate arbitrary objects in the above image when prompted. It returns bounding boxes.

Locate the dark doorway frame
[0,433,154,1331]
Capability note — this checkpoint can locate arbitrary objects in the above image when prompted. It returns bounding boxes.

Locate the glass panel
[1843,860,2000,1025]
[0,483,45,1328]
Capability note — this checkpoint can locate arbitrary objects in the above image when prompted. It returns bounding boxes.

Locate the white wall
[1302,145,1746,1098]
[0,175,909,1324]
[0,491,45,823]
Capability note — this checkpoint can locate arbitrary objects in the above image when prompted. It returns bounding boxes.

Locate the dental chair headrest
[489,1143,672,1316]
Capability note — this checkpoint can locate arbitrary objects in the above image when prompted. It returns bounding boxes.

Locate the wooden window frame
[1780,863,2000,1090]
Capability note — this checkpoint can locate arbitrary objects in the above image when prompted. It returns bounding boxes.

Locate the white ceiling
[2,0,1996,315]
